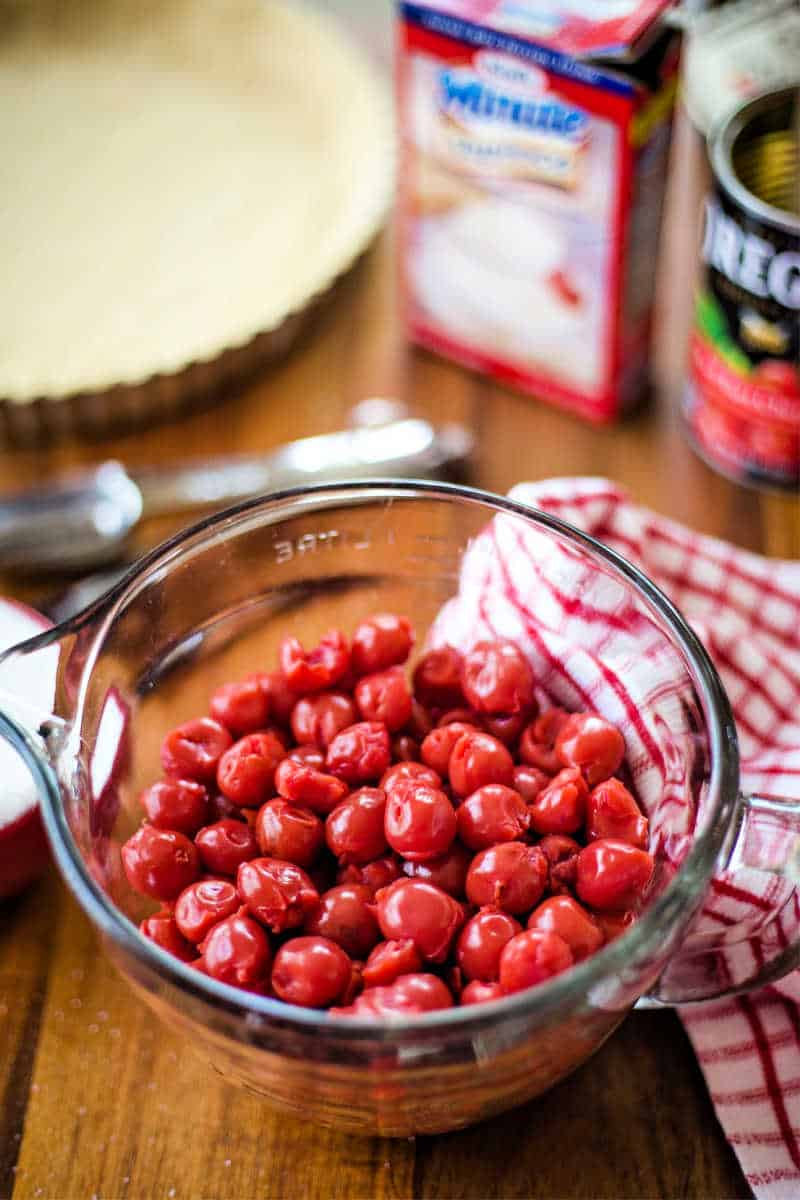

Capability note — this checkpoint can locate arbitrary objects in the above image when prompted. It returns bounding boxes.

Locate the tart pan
[0,0,394,444]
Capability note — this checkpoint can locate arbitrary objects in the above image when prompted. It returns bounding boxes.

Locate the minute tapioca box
[397,1,679,423]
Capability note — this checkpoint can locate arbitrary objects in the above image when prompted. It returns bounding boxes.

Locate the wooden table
[1,116,798,1200]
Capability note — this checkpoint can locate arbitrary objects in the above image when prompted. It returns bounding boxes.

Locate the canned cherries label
[685,94,800,490]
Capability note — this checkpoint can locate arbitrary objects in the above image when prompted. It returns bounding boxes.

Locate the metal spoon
[0,402,473,573]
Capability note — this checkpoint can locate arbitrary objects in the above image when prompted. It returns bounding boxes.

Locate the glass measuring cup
[1,480,798,1135]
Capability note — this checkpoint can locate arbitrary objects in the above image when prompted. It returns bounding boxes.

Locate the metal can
[684,86,800,490]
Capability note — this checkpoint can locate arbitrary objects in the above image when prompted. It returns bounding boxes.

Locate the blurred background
[0,0,797,565]
[306,0,393,64]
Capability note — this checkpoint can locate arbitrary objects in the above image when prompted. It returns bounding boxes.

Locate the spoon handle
[131,419,472,517]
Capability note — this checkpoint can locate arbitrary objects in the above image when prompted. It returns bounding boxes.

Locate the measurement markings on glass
[271,527,395,563]
[273,529,341,564]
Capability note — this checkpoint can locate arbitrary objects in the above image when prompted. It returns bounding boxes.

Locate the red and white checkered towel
[431,477,800,1199]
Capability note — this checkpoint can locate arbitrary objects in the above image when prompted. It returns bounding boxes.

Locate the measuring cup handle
[646,791,800,1005]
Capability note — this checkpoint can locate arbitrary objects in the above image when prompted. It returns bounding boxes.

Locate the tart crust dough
[0,0,394,401]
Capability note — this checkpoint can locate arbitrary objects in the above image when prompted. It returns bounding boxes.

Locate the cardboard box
[398,1,679,422]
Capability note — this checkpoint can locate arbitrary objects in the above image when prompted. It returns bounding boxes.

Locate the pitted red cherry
[125,611,651,1018]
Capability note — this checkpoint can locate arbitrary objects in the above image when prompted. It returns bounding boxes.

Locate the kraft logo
[475,52,547,96]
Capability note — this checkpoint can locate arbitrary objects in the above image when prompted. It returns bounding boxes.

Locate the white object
[0,601,57,831]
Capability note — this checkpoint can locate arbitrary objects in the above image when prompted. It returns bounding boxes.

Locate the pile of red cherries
[122,614,654,1017]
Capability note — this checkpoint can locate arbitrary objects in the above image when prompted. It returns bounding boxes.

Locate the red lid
[430,0,672,60]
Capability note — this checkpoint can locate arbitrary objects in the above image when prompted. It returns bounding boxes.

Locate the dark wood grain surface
[1,109,798,1200]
